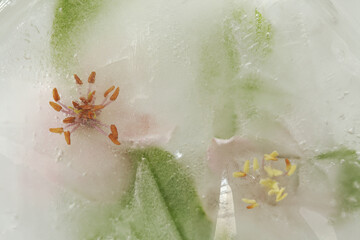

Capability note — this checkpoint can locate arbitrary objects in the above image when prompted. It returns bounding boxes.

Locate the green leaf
[317,148,356,161]
[68,148,213,239]
[51,0,106,73]
[223,8,273,65]
[114,147,213,240]
[317,148,360,214]
[254,9,273,56]
[198,7,274,138]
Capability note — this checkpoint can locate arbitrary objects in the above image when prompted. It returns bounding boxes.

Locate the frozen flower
[208,136,337,239]
[20,70,175,202]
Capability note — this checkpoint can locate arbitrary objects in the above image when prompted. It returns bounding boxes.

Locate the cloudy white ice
[1,0,360,239]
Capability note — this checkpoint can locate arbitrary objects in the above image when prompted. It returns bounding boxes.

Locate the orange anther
[110,124,118,139]
[108,134,121,145]
[78,112,85,118]
[80,97,88,104]
[74,74,83,85]
[87,112,95,119]
[246,204,257,209]
[285,159,291,172]
[110,87,120,101]
[88,91,96,102]
[81,105,92,110]
[49,101,62,112]
[72,101,80,109]
[104,86,115,97]
[64,131,71,145]
[63,117,76,124]
[88,95,93,103]
[49,128,64,134]
[93,105,104,111]
[53,88,60,102]
[88,71,96,83]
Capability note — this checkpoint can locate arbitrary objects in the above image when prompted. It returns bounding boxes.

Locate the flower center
[233,151,297,209]
[49,71,121,145]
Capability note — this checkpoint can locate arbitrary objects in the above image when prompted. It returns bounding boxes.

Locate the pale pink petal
[207,137,255,176]
[21,85,173,202]
[115,111,174,147]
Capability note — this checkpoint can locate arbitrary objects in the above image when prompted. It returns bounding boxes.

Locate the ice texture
[1,0,360,239]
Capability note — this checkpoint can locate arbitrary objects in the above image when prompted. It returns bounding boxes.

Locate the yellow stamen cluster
[233,151,297,209]
[253,158,259,171]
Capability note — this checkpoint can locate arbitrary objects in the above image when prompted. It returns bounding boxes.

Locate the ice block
[1,0,360,239]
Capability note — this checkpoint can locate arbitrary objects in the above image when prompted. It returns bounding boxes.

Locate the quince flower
[22,71,174,202]
[207,136,337,239]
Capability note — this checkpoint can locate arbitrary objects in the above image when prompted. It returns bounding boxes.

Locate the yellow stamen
[285,158,291,171]
[268,185,280,196]
[253,157,259,171]
[268,189,278,196]
[276,187,285,198]
[276,188,288,202]
[242,198,257,204]
[69,106,82,114]
[264,166,283,177]
[247,203,259,209]
[242,199,259,209]
[287,165,297,176]
[260,178,279,191]
[243,160,250,174]
[264,151,279,161]
[233,171,247,178]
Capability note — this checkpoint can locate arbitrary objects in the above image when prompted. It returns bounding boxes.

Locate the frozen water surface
[1,0,360,239]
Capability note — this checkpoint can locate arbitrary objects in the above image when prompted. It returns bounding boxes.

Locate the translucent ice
[1,0,360,239]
